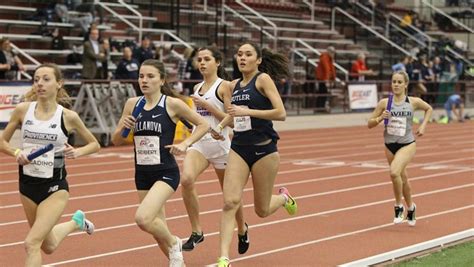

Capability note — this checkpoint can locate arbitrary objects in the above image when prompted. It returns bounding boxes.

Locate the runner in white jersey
[368,71,432,227]
[180,47,249,254]
[0,64,100,266]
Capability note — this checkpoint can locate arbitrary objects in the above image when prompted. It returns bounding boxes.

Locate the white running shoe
[169,236,184,267]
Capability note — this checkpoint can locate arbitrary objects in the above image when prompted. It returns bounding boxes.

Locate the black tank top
[231,72,279,145]
[133,95,177,171]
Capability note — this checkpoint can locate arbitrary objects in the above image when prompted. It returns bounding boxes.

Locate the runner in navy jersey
[180,47,249,254]
[0,63,100,267]
[111,59,209,267]
[368,70,432,226]
[211,43,298,267]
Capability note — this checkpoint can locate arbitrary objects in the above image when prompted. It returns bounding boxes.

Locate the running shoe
[182,231,204,251]
[238,223,250,254]
[407,204,416,226]
[169,236,184,267]
[217,256,230,267]
[279,187,297,215]
[72,210,94,235]
[393,205,404,224]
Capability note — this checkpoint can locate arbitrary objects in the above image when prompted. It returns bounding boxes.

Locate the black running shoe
[238,223,250,254]
[407,204,416,226]
[393,206,404,224]
[182,232,204,251]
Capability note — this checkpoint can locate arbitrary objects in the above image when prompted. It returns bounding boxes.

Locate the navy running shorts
[231,140,278,169]
[135,167,180,191]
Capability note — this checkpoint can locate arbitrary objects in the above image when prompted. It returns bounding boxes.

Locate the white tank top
[21,102,68,178]
[193,78,230,143]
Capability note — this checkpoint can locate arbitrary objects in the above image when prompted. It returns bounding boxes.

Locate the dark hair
[240,42,289,81]
[140,59,177,97]
[198,46,231,80]
[25,63,71,108]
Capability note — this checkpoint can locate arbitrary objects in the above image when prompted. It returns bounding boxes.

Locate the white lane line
[46,204,474,266]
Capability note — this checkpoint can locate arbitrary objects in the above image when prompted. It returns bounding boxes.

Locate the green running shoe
[217,256,230,267]
[279,187,297,215]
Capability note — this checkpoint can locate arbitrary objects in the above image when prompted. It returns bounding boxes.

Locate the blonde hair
[25,63,72,108]
[392,70,410,95]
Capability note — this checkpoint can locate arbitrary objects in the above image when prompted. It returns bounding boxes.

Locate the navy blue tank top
[133,95,177,171]
[231,72,279,145]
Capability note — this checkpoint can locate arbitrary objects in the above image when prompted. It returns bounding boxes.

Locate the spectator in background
[0,37,25,80]
[133,36,154,66]
[350,53,375,81]
[315,46,336,110]
[81,28,107,79]
[184,48,202,95]
[444,94,464,122]
[115,47,139,80]
[51,28,65,50]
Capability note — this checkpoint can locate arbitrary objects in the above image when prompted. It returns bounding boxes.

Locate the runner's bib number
[134,136,161,165]
[23,143,55,178]
[233,106,252,132]
[387,117,407,136]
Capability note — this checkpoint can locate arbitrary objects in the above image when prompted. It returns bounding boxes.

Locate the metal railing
[421,0,474,34]
[302,0,315,22]
[222,3,275,41]
[387,13,433,58]
[234,0,278,48]
[118,0,143,42]
[331,7,414,59]
[294,39,349,82]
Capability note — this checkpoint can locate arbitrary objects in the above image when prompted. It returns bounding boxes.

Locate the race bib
[233,106,252,132]
[387,117,407,136]
[23,143,55,178]
[134,136,161,165]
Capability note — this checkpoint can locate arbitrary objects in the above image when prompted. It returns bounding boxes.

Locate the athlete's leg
[386,143,416,205]
[250,152,286,218]
[215,167,246,235]
[136,182,176,257]
[22,191,71,266]
[181,149,209,234]
[219,150,250,259]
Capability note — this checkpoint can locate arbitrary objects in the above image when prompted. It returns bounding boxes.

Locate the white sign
[348,84,378,110]
[0,84,31,126]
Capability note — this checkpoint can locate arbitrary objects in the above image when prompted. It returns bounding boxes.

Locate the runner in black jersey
[180,47,249,254]
[112,59,209,267]
[0,63,100,266]
[210,43,298,267]
[368,71,432,226]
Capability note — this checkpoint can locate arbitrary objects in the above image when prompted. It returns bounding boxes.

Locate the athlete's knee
[223,196,241,212]
[41,242,56,255]
[254,206,271,218]
[135,212,154,232]
[390,169,402,180]
[24,237,42,255]
[180,172,196,189]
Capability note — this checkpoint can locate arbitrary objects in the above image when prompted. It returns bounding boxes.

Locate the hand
[210,127,225,141]
[190,95,208,109]
[228,105,248,117]
[416,124,426,137]
[64,143,80,159]
[18,64,26,72]
[380,110,390,120]
[165,142,188,155]
[16,150,30,166]
[122,115,136,130]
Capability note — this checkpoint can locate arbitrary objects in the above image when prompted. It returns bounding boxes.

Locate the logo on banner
[348,84,378,110]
